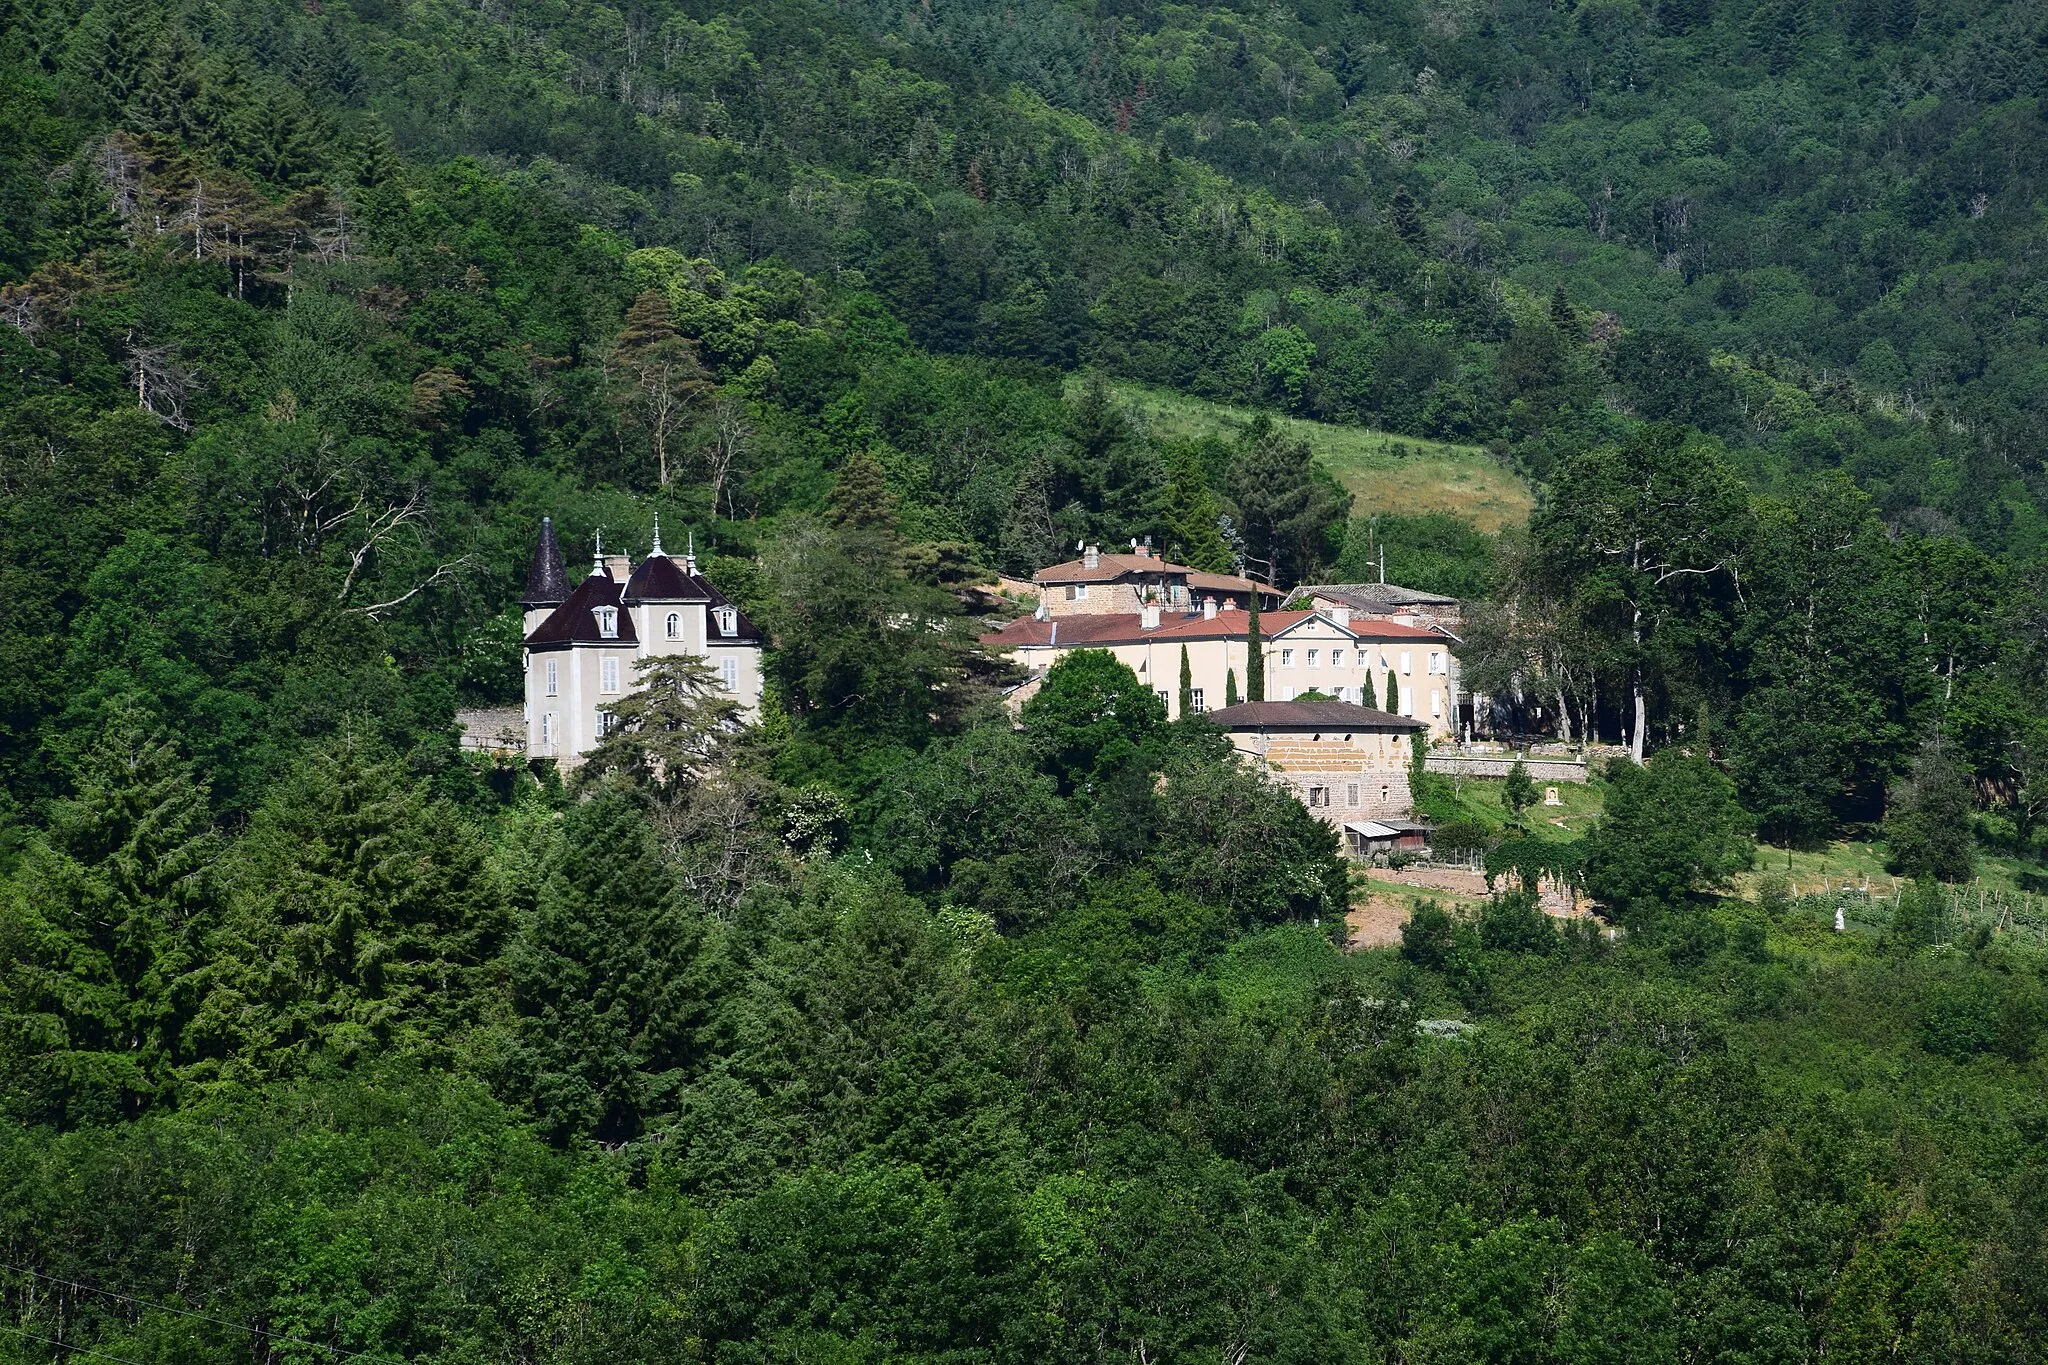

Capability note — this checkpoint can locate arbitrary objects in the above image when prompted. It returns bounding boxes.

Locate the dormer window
[595,607,618,638]
[666,612,681,640]
[715,606,737,637]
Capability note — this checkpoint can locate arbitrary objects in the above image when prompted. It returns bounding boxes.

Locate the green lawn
[1084,377,1535,532]
[1429,771,1609,843]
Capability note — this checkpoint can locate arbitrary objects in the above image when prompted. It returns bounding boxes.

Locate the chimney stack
[1329,604,1351,629]
[1084,544,1100,570]
[1141,602,1161,630]
[1203,596,1218,620]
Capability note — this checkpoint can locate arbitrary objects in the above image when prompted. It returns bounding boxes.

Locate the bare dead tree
[704,394,752,520]
[124,338,194,430]
[335,486,431,603]
[348,556,478,620]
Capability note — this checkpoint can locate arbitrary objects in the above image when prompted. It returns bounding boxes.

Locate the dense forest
[3,0,2048,1357]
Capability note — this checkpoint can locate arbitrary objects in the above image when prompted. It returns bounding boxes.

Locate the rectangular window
[721,657,739,692]
[1400,651,1412,674]
[1156,689,1170,707]
[1308,786,1330,808]
[1065,585,1076,601]
[1307,649,1320,668]
[1331,649,1345,668]
[596,607,618,639]
[1281,649,1295,667]
[545,659,558,696]
[1431,691,1442,717]
[601,657,619,693]
[1073,584,1089,600]
[1281,686,1295,701]
[539,713,552,748]
[1429,651,1444,675]
[1191,688,1205,713]
[1347,783,1359,806]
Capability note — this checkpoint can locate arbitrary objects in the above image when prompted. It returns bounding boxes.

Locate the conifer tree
[1225,669,1239,706]
[1361,667,1379,710]
[827,450,899,535]
[1162,449,1232,572]
[1385,671,1400,715]
[1246,595,1265,701]
[186,734,504,1076]
[0,710,218,1123]
[1178,644,1193,717]
[503,787,707,1145]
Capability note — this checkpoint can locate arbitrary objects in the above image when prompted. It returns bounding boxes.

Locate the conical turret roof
[520,516,570,607]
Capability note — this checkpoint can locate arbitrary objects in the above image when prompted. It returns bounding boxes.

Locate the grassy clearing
[1087,377,1536,532]
[1430,772,1608,843]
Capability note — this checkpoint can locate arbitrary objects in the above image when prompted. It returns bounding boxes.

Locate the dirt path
[1344,864,1592,951]
[1345,894,1413,951]
[1374,864,1586,918]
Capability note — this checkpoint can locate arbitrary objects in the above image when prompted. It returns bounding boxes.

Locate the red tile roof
[1031,554,1277,598]
[979,610,1450,649]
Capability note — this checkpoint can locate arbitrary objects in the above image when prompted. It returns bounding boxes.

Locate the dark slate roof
[526,570,638,648]
[1205,700,1425,731]
[622,552,707,604]
[701,589,766,646]
[520,517,571,608]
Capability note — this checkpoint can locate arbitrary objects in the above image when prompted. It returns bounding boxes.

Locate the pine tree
[187,734,505,1076]
[827,450,899,535]
[1548,284,1576,330]
[1246,595,1265,701]
[1502,758,1537,830]
[581,654,743,795]
[0,711,218,1123]
[1178,644,1193,717]
[504,787,708,1144]
[347,117,405,188]
[1162,449,1232,572]
[1389,186,1425,243]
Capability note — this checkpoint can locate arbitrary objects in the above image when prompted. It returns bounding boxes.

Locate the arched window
[666,612,680,639]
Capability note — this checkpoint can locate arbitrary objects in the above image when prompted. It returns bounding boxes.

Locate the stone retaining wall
[1425,754,1588,782]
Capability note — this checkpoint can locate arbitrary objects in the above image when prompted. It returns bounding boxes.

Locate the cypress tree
[1246,594,1265,701]
[1385,671,1400,715]
[1361,668,1379,710]
[1225,669,1239,706]
[1178,644,1193,717]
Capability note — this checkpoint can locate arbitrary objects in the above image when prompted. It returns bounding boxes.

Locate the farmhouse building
[980,603,1462,739]
[519,517,764,762]
[1205,699,1428,851]
[1035,542,1283,617]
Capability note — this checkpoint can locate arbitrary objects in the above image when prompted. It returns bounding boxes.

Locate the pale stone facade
[519,518,764,763]
[981,605,1461,741]
[1033,544,1281,618]
[1213,703,1420,823]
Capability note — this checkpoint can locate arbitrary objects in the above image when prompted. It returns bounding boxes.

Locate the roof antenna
[683,530,698,575]
[650,511,664,557]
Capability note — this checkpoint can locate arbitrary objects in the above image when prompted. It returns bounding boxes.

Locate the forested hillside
[4,0,2048,1358]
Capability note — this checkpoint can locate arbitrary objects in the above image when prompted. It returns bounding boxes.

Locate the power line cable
[1,1263,404,1364]
[0,1322,149,1365]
